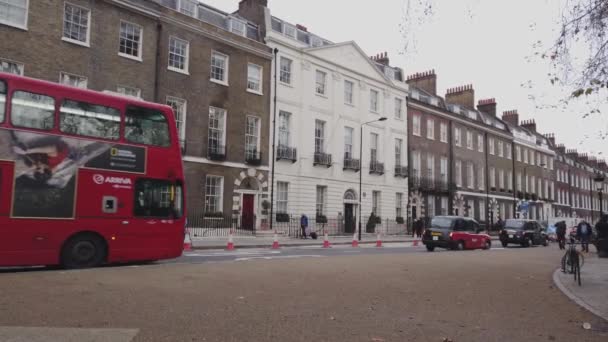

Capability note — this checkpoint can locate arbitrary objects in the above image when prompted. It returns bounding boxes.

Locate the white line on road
[0,327,139,342]
[235,255,324,261]
[184,251,281,257]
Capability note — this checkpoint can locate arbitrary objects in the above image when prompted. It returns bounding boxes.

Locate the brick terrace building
[0,0,273,228]
[406,71,515,227]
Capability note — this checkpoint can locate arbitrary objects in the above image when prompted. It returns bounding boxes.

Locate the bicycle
[561,240,584,286]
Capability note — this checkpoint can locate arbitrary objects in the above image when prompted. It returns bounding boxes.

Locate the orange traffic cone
[323,232,331,248]
[376,232,383,248]
[226,230,235,251]
[183,228,193,252]
[272,231,280,249]
[351,232,359,247]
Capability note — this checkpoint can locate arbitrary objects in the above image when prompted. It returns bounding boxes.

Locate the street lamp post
[359,117,387,241]
[594,173,605,218]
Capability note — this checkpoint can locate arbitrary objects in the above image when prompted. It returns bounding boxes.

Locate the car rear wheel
[484,240,492,250]
[61,234,107,269]
[456,241,465,251]
[426,245,435,252]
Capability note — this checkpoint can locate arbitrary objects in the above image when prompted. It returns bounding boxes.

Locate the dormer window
[384,67,395,80]
[310,35,323,47]
[283,23,296,38]
[229,18,246,37]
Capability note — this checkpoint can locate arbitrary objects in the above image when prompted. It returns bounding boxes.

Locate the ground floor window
[316,185,326,216]
[440,197,448,215]
[427,195,435,218]
[396,193,403,218]
[277,182,289,213]
[372,191,381,216]
[205,175,223,214]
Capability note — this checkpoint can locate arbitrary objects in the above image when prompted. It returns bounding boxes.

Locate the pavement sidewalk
[191,234,500,250]
[553,252,608,322]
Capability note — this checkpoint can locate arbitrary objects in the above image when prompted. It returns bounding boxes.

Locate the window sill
[168,67,190,75]
[280,81,293,88]
[61,37,90,48]
[0,20,27,31]
[427,137,435,141]
[412,133,421,137]
[118,53,143,63]
[370,110,380,114]
[246,88,263,96]
[315,92,328,99]
[210,78,229,87]
[395,117,404,121]
[344,102,355,107]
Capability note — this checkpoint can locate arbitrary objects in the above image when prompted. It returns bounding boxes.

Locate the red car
[422,216,492,252]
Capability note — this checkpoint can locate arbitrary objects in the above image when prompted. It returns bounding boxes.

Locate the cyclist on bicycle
[556,220,567,250]
[577,220,592,253]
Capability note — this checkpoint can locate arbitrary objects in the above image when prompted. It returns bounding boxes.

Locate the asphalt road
[0,244,607,342]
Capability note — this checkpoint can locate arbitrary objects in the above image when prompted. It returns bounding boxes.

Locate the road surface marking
[235,255,323,261]
[184,250,281,257]
[0,327,139,342]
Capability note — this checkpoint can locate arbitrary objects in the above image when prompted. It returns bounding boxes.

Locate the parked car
[499,219,548,247]
[422,216,492,252]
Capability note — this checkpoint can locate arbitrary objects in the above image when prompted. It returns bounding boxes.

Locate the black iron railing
[245,150,262,166]
[277,145,297,162]
[370,161,385,175]
[395,165,408,178]
[343,156,361,171]
[314,152,332,167]
[208,144,226,161]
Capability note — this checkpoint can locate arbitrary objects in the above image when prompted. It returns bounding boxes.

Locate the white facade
[265,16,408,223]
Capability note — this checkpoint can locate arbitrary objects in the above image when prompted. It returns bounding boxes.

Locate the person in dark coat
[300,214,309,239]
[576,220,593,252]
[414,218,424,238]
[555,221,567,250]
[596,215,608,239]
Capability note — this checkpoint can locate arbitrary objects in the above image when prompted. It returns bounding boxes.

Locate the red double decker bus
[0,73,186,268]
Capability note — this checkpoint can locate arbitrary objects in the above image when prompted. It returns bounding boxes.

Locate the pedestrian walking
[300,214,308,239]
[555,220,567,250]
[414,218,424,238]
[596,215,608,239]
[576,220,592,252]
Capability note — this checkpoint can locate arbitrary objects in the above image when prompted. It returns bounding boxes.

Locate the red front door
[242,194,255,231]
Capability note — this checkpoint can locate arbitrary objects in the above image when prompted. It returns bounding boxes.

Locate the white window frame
[413,115,421,136]
[208,106,227,149]
[490,167,496,188]
[395,138,403,167]
[315,70,327,96]
[277,182,289,213]
[455,160,462,187]
[179,0,198,17]
[117,85,141,98]
[0,0,29,30]
[210,51,229,85]
[427,154,435,180]
[166,96,187,146]
[523,147,528,164]
[229,17,246,37]
[395,98,403,119]
[477,133,483,152]
[204,175,224,213]
[316,185,327,216]
[506,144,512,160]
[488,138,495,155]
[59,71,88,89]
[372,191,381,216]
[370,89,379,113]
[466,130,473,150]
[247,63,263,95]
[516,146,521,162]
[497,140,504,157]
[440,122,448,143]
[508,171,513,190]
[0,57,24,75]
[118,20,143,62]
[499,169,505,190]
[168,36,190,74]
[62,2,91,47]
[344,126,354,159]
[279,57,292,85]
[278,111,291,147]
[344,80,354,105]
[396,193,404,218]
[467,162,474,189]
[441,197,448,216]
[426,118,435,140]
[478,166,485,190]
[454,127,461,147]
[314,119,326,154]
[245,115,261,158]
[440,157,448,183]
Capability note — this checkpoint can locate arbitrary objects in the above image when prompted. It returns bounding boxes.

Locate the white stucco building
[260,13,409,232]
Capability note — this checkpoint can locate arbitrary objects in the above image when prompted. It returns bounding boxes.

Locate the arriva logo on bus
[93,174,132,185]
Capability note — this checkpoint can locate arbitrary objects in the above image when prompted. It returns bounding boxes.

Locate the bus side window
[0,80,6,122]
[133,179,172,218]
[125,106,170,147]
[59,99,121,140]
[11,91,55,130]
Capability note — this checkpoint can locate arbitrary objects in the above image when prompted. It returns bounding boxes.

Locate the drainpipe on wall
[448,121,454,215]
[485,132,490,228]
[269,48,279,232]
[512,141,517,217]
[154,21,163,103]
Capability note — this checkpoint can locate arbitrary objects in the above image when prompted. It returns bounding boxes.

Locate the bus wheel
[61,233,107,269]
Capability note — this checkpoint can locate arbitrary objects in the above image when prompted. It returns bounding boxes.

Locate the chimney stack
[566,149,579,159]
[521,119,537,133]
[556,144,566,154]
[373,52,390,66]
[406,69,437,95]
[445,84,475,110]
[237,0,268,37]
[502,110,519,126]
[477,98,497,117]
[544,133,556,146]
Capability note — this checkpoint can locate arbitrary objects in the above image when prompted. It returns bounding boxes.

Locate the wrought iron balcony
[409,175,451,192]
[245,150,262,166]
[369,161,385,175]
[276,145,297,162]
[208,144,226,161]
[343,155,361,172]
[395,165,408,178]
[313,152,332,167]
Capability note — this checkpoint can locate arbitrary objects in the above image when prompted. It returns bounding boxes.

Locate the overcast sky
[206,0,607,158]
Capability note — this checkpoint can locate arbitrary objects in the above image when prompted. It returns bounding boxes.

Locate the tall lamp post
[594,173,605,218]
[359,117,387,241]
